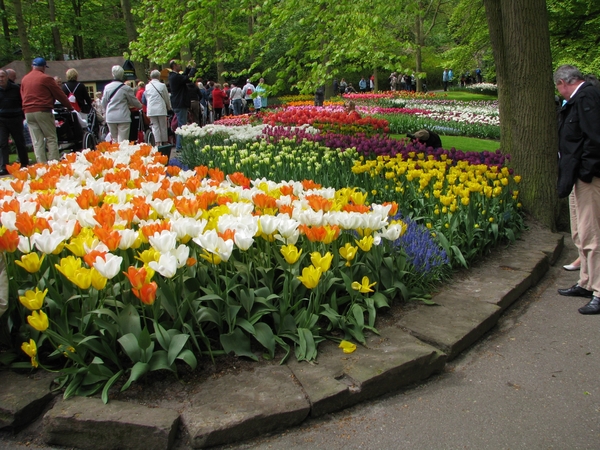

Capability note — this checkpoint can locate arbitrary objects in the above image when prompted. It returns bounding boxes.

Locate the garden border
[0,223,564,450]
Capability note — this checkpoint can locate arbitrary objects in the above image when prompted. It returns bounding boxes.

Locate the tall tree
[121,0,145,79]
[483,0,559,229]
[10,0,32,67]
[47,0,64,60]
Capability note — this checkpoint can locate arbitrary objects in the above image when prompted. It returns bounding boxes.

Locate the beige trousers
[25,111,60,163]
[572,177,600,296]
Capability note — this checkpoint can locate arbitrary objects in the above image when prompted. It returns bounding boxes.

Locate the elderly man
[6,69,17,85]
[168,60,196,151]
[555,64,600,314]
[102,65,142,143]
[20,57,73,163]
[0,70,29,173]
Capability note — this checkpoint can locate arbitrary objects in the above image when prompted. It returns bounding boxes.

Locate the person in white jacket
[102,65,142,143]
[143,70,172,145]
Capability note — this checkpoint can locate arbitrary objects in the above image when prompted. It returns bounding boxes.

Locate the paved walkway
[219,237,600,450]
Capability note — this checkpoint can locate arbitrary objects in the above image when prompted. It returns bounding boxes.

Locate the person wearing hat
[20,57,73,163]
[407,129,442,149]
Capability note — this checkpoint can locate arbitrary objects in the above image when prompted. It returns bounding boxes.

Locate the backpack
[65,83,81,112]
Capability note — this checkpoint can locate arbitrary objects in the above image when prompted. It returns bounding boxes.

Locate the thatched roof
[1,56,127,84]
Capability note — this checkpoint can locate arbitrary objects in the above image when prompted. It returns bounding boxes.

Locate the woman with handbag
[143,70,172,146]
[101,66,143,143]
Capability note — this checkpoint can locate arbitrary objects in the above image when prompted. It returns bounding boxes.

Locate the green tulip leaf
[102,369,124,404]
[253,322,275,358]
[220,328,257,361]
[117,333,141,362]
[176,349,198,370]
[167,334,189,367]
[121,362,150,391]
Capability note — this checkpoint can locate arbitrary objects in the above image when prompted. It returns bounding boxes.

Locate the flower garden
[0,92,523,402]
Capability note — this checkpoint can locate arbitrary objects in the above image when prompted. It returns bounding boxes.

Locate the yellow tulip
[55,255,83,279]
[19,288,47,310]
[310,251,333,272]
[339,340,357,354]
[136,248,160,265]
[297,265,322,289]
[351,276,376,294]
[27,310,49,332]
[199,249,222,265]
[68,267,92,290]
[21,339,38,368]
[64,241,85,257]
[339,243,358,266]
[15,252,45,273]
[355,235,374,252]
[90,268,108,290]
[280,244,302,265]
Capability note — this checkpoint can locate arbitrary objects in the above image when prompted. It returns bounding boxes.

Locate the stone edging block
[0,371,54,429]
[42,396,180,450]
[181,365,310,448]
[288,327,446,417]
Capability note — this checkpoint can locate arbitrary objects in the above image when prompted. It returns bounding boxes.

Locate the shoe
[563,264,580,271]
[557,284,594,298]
[579,296,600,314]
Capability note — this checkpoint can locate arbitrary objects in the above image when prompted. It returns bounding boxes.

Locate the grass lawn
[391,134,501,153]
[430,91,497,102]
[9,151,35,165]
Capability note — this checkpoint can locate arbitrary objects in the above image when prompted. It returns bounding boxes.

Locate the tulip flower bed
[261,107,390,136]
[178,122,523,267]
[1,142,445,399]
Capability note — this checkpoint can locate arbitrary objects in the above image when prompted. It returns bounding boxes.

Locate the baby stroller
[54,105,96,152]
[87,108,108,144]
[128,109,152,144]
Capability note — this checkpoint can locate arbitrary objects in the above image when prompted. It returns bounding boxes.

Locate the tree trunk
[415,12,423,92]
[48,0,64,60]
[215,36,225,84]
[11,0,32,68]
[0,0,10,43]
[373,67,378,92]
[120,0,146,80]
[483,0,560,230]
[71,0,84,59]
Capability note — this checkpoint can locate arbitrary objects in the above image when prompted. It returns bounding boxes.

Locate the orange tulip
[123,266,148,290]
[133,281,158,305]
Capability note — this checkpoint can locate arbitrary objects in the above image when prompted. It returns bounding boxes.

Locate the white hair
[150,70,161,80]
[112,65,125,81]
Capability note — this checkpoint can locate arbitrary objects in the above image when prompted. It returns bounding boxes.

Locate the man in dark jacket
[168,60,196,150]
[554,64,600,314]
[0,70,29,173]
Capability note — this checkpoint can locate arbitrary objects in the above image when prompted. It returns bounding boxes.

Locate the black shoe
[0,169,9,176]
[579,296,600,314]
[557,284,594,298]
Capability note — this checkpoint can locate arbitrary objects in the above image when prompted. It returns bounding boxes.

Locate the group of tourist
[389,72,418,92]
[334,76,375,95]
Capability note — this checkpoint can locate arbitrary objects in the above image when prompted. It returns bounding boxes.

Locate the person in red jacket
[21,57,73,163]
[211,83,228,121]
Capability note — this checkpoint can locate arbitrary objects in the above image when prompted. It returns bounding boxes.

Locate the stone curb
[0,226,564,449]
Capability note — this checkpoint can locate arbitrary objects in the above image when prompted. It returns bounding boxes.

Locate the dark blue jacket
[0,81,24,118]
